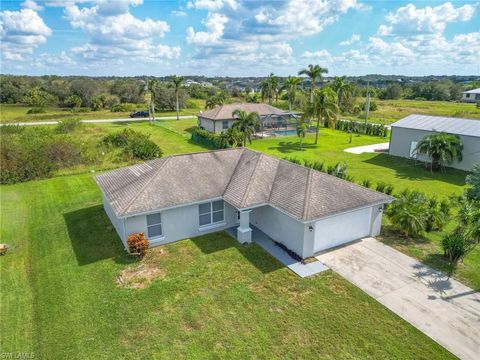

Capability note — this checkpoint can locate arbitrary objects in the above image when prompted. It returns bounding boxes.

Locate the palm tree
[416,132,463,172]
[331,76,354,113]
[303,87,338,144]
[143,78,159,122]
[231,109,260,147]
[296,121,308,150]
[298,64,328,104]
[280,76,302,112]
[259,73,278,105]
[387,190,427,237]
[170,75,184,120]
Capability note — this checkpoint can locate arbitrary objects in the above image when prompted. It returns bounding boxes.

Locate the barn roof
[390,114,480,138]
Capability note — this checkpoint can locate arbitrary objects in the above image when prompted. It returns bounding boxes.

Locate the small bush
[111,103,137,112]
[56,118,82,133]
[127,232,150,255]
[103,128,162,160]
[375,182,386,193]
[45,138,83,167]
[362,179,372,188]
[442,231,468,264]
[384,184,394,195]
[27,107,46,114]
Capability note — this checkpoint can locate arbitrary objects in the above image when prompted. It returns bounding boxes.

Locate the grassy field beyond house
[0,99,206,123]
[344,99,480,125]
[0,174,454,359]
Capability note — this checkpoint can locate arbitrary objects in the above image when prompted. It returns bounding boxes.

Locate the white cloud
[187,0,239,11]
[340,33,360,46]
[21,0,43,11]
[378,2,475,36]
[63,1,179,62]
[302,49,332,60]
[187,12,228,44]
[171,10,187,17]
[0,8,52,60]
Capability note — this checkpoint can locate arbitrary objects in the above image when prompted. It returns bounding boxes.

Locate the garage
[313,207,373,253]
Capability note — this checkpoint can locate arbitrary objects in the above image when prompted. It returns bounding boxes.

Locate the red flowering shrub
[127,232,149,255]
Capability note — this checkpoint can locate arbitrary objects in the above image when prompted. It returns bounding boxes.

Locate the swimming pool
[273,129,297,136]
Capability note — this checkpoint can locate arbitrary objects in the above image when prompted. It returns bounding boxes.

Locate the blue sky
[1,0,479,76]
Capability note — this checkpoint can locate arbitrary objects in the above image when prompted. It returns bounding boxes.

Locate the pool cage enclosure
[255,112,302,137]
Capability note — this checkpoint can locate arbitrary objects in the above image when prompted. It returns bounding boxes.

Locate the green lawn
[249,129,467,198]
[248,130,479,289]
[0,99,205,123]
[344,99,480,125]
[0,174,454,359]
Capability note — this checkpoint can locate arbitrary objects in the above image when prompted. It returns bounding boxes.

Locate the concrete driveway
[317,237,480,360]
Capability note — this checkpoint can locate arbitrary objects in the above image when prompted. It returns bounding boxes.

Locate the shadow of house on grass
[267,141,318,154]
[191,232,283,274]
[363,153,466,186]
[64,204,135,266]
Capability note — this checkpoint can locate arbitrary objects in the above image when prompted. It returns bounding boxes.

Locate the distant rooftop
[463,88,480,94]
[390,114,480,137]
[198,103,287,120]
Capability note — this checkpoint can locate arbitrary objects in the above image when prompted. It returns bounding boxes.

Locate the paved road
[317,237,480,360]
[0,115,196,126]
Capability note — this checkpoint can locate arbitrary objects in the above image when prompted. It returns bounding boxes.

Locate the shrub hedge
[190,127,226,149]
[335,119,388,137]
[102,128,162,160]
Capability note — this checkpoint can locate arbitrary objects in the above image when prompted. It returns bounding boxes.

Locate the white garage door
[314,207,372,253]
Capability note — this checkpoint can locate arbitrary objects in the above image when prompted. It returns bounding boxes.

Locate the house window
[199,200,224,227]
[466,93,470,98]
[222,120,229,130]
[147,213,162,238]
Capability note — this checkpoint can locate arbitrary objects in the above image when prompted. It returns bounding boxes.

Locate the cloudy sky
[1,0,479,76]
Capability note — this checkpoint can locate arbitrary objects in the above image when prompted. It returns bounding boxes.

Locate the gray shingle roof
[96,148,393,221]
[198,103,287,120]
[391,114,480,137]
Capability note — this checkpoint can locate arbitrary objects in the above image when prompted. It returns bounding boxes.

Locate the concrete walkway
[0,115,196,126]
[317,237,480,360]
[226,227,328,277]
[344,142,389,154]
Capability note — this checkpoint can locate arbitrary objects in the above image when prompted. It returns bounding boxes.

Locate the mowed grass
[0,174,454,359]
[0,99,205,123]
[344,99,480,125]
[249,129,467,198]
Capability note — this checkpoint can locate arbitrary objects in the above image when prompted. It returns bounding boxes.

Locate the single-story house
[461,88,480,103]
[96,148,393,259]
[389,114,480,171]
[197,103,297,134]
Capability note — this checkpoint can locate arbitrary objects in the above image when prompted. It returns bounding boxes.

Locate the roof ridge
[222,147,247,199]
[267,156,282,204]
[239,152,263,208]
[120,157,171,216]
[302,168,314,220]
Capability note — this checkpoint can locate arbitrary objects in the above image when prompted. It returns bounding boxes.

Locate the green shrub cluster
[102,128,162,160]
[335,119,388,137]
[27,107,47,114]
[190,127,228,149]
[55,118,82,133]
[0,127,84,184]
[284,157,354,182]
[386,190,450,237]
[110,103,138,112]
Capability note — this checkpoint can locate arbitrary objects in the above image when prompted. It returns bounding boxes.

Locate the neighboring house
[197,103,294,133]
[461,88,480,103]
[96,148,393,259]
[389,114,480,171]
